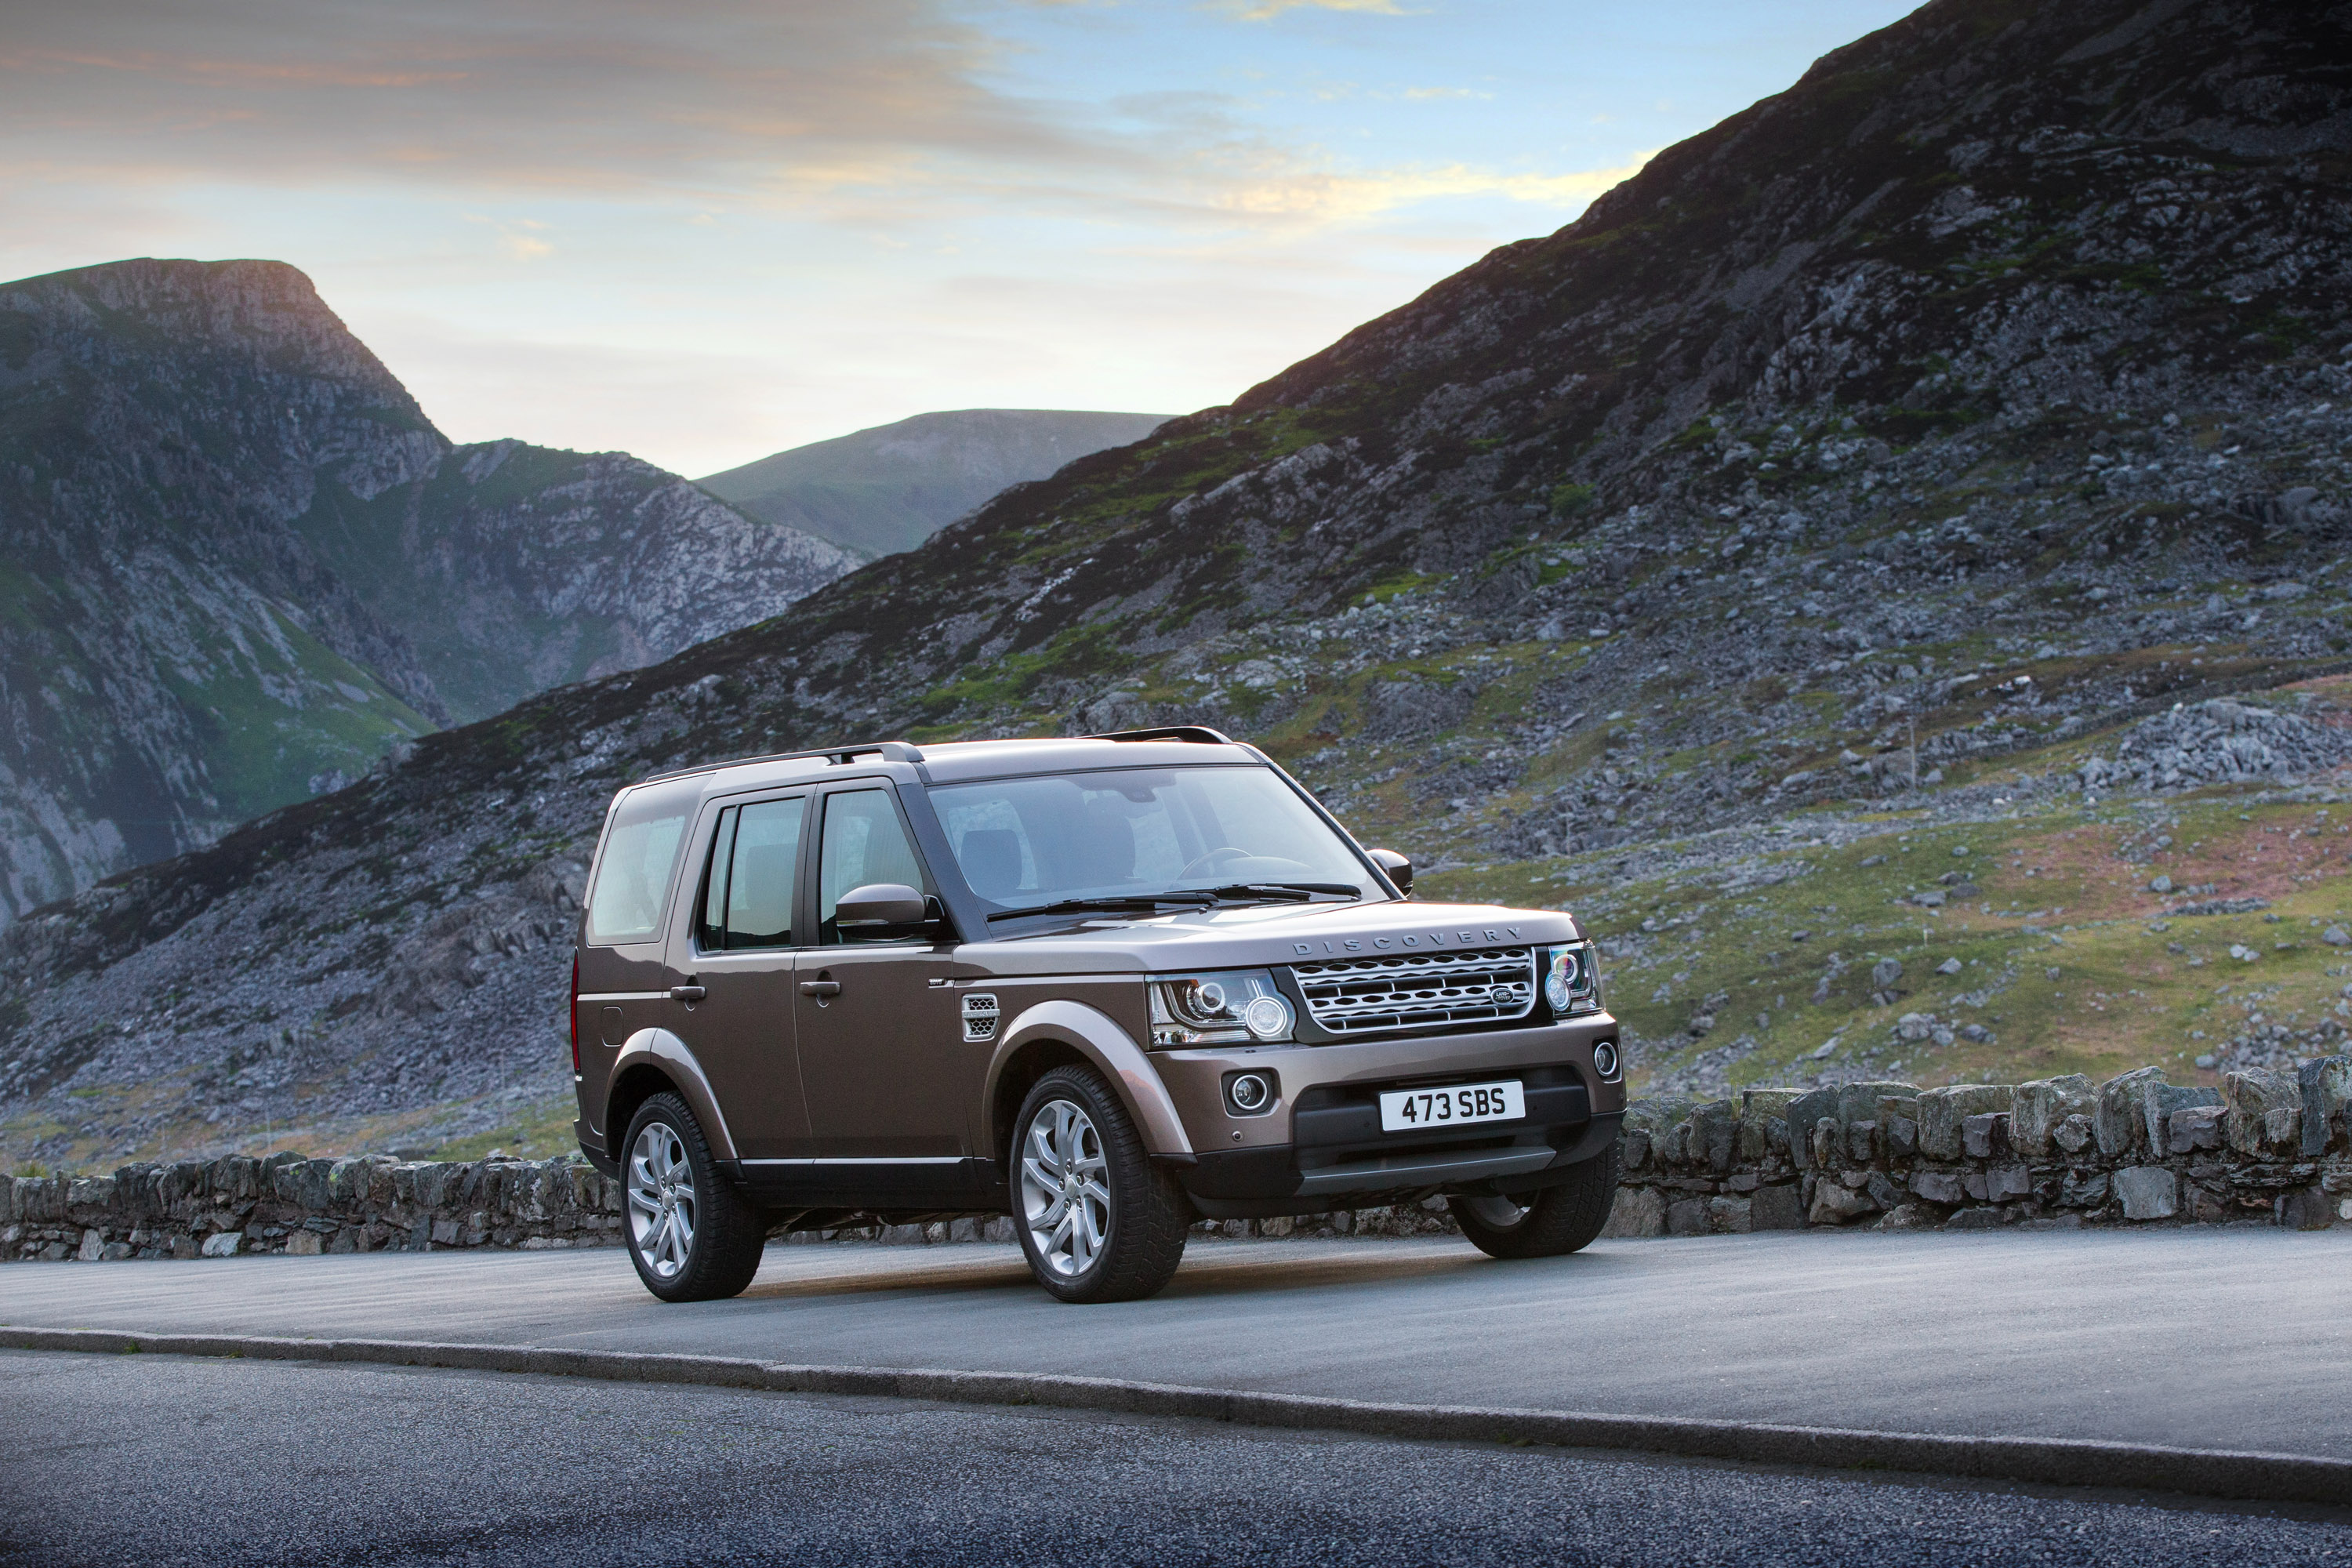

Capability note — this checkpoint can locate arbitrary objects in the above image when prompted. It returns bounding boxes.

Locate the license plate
[1378,1080,1525,1133]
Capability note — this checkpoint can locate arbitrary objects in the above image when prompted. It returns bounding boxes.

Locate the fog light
[1229,1073,1272,1113]
[1243,994,1291,1040]
[1592,1040,1621,1080]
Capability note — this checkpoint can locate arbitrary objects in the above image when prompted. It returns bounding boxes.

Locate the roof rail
[632,738,925,787]
[1086,725,1234,746]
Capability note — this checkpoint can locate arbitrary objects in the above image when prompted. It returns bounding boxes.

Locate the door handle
[799,980,842,998]
[669,985,706,1003]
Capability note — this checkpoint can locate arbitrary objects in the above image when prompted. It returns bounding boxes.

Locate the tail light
[568,954,582,1075]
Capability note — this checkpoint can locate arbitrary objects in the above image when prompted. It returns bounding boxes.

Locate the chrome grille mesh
[1288,947,1537,1035]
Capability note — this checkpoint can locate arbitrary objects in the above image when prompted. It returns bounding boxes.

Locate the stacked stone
[1,1152,622,1262]
[1606,1055,2352,1236]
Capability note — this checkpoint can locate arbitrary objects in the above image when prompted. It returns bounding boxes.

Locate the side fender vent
[961,992,1000,1043]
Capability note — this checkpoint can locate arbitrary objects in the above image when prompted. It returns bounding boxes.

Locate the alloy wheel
[1462,1193,1527,1229]
[1019,1098,1111,1277]
[627,1121,698,1279]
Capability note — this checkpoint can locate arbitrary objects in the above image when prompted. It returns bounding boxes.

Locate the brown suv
[570,728,1623,1304]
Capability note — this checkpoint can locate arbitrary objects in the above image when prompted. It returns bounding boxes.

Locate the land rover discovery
[570,728,1624,1304]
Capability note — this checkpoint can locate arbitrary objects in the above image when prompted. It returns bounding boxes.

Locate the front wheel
[1012,1066,1189,1303]
[622,1092,768,1302]
[1450,1142,1622,1259]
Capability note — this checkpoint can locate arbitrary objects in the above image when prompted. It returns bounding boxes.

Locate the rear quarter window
[586,794,691,945]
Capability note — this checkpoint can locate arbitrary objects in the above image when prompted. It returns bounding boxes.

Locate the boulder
[2299,1056,2351,1156]
[1749,1184,1806,1231]
[2168,1105,2225,1152]
[2222,1069,2300,1156]
[1784,1087,1840,1171]
[1688,1098,1739,1173]
[1962,1112,2011,1160]
[1910,1171,1965,1206]
[2114,1167,2179,1221]
[2009,1075,2095,1158]
[1808,1180,1878,1225]
[2280,1187,2336,1231]
[1600,1186,1668,1238]
[1918,1084,2008,1160]
[2143,1080,2220,1154]
[1737,1089,1799,1160]
[200,1231,242,1257]
[2053,1114,2095,1155]
[1984,1163,2034,1203]
[1667,1197,1711,1237]
[2095,1065,2167,1156]
[1708,1196,1754,1233]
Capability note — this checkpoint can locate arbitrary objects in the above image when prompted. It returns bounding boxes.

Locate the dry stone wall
[9,1054,2349,1261]
[2,1154,623,1262]
[1604,1056,2352,1237]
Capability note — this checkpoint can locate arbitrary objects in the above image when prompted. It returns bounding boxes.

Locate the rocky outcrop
[2079,699,2352,793]
[296,438,856,722]
[0,259,851,925]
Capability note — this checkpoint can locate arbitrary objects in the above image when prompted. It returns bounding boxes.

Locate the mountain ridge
[698,408,1172,559]
[0,256,856,923]
[3,0,2349,1170]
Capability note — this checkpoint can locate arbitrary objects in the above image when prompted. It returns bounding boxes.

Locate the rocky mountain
[0,259,854,926]
[5,0,2351,1172]
[697,408,1171,559]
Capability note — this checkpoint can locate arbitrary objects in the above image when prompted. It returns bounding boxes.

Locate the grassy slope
[1424,690,2352,1098]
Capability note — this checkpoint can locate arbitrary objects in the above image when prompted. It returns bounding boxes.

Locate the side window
[586,799,688,946]
[696,797,805,951]
[818,788,931,944]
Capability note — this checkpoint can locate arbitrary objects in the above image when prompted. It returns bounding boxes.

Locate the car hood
[954,897,1583,977]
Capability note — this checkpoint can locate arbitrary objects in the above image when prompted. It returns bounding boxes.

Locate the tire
[621,1091,768,1302]
[1449,1142,1623,1260]
[1011,1065,1189,1304]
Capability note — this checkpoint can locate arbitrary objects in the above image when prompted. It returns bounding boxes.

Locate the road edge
[5,1325,2346,1507]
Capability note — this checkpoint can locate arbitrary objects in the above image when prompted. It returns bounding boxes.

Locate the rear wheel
[1450,1142,1622,1260]
[1012,1066,1189,1303]
[622,1092,767,1302]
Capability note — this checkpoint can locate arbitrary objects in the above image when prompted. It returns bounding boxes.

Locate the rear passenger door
[666,793,811,1160]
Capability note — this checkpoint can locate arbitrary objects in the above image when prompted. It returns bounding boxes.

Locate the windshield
[928,766,1378,912]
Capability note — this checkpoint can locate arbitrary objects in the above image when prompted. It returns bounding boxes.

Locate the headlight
[1544,942,1603,1016]
[1148,969,1294,1047]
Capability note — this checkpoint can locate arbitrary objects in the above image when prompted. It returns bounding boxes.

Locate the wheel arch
[981,1000,1192,1165]
[604,1029,739,1163]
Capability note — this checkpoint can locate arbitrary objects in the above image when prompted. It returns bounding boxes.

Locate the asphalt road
[5,1229,2349,1458]
[4,1350,2348,1568]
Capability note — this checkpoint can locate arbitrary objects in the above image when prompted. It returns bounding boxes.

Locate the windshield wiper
[985,883,1363,923]
[1203,883,1363,902]
[987,892,1218,923]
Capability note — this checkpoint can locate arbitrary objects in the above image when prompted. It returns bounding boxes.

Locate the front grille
[1288,947,1537,1035]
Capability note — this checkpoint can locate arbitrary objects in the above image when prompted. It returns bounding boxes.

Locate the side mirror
[835,883,929,927]
[1369,848,1413,896]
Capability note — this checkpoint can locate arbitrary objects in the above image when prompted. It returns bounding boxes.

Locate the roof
[625,727,1260,796]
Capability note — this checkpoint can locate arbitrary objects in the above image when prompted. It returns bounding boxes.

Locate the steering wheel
[1180,846,1254,879]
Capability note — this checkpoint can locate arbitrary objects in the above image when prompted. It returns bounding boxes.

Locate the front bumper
[1149,1015,1624,1218]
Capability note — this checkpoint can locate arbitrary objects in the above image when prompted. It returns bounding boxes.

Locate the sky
[1,0,1921,477]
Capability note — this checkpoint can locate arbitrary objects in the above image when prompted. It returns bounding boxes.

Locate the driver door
[791,783,963,1163]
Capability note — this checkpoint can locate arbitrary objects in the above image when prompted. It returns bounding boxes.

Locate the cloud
[0,1,1105,198]
[1202,154,1654,226]
[1209,0,1411,20]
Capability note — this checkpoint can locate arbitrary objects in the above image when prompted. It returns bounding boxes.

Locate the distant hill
[0,258,855,923]
[699,409,1171,558]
